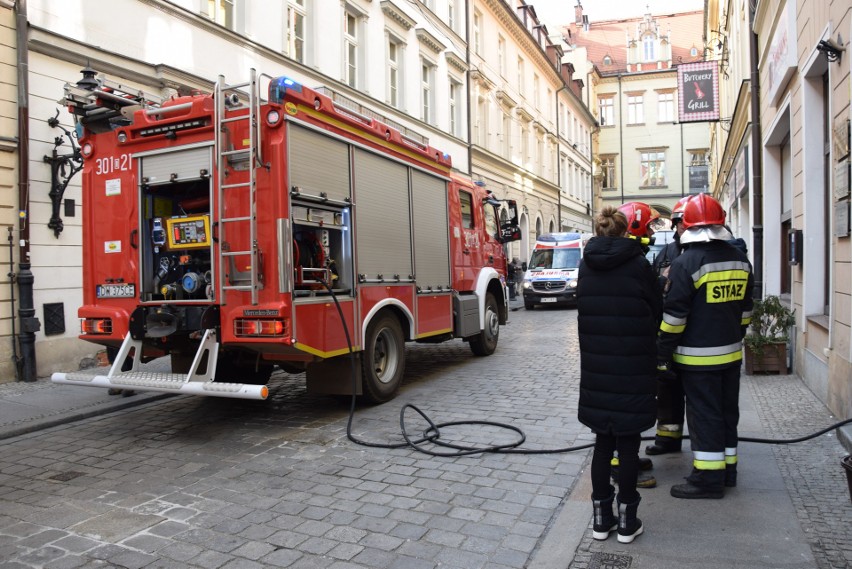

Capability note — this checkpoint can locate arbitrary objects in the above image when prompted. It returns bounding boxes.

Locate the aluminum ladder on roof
[214,69,264,305]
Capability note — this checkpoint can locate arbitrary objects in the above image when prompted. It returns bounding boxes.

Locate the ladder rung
[221,149,250,157]
[222,216,253,223]
[221,115,251,124]
[223,81,252,90]
[221,182,251,189]
[224,284,254,291]
[222,250,253,257]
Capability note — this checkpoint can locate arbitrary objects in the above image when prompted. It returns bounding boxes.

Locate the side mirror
[522,262,528,272]
[498,199,521,243]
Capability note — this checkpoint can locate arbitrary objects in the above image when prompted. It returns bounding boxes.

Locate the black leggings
[591,432,641,503]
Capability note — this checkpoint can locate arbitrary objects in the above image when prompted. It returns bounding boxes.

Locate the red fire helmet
[680,193,726,229]
[618,201,658,238]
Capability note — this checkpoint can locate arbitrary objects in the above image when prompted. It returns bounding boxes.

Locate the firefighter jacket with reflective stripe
[657,240,754,371]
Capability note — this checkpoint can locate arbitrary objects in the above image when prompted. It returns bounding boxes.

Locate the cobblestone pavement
[565,364,852,569]
[0,306,595,569]
[748,374,852,569]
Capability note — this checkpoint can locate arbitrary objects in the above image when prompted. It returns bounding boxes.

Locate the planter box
[744,342,788,374]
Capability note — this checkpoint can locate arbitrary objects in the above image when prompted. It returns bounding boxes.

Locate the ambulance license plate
[97,284,136,298]
[541,297,557,303]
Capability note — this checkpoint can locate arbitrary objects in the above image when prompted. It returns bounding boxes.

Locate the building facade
[711,0,852,419]
[470,1,596,263]
[1,0,596,380]
[562,6,711,218]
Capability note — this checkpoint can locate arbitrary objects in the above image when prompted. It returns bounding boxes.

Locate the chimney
[575,1,583,25]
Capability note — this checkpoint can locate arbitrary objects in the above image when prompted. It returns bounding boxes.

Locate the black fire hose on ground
[320,281,852,458]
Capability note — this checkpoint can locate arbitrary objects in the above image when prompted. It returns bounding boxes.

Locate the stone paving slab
[0,306,850,568]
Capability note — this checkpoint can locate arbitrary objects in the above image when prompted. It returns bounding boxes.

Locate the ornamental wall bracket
[43,109,83,238]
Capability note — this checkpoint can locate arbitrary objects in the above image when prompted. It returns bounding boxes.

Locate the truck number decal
[95,154,132,176]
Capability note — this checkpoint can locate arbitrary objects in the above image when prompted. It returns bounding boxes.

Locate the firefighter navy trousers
[681,365,740,489]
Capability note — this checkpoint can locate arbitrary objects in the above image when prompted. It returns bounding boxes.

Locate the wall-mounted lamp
[817,37,845,63]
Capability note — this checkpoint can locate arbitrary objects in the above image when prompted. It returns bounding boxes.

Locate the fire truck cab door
[455,187,481,289]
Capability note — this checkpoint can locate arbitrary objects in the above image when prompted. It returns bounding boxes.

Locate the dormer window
[690,46,699,57]
[603,55,612,66]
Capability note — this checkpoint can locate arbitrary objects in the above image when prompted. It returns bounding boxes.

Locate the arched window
[690,46,699,57]
[603,55,612,66]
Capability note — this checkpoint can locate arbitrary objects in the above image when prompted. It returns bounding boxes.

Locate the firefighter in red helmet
[657,193,754,499]
[646,195,691,456]
[618,201,660,244]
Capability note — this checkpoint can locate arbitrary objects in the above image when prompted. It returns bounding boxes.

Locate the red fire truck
[51,70,521,403]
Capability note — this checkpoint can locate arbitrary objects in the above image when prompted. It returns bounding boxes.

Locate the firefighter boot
[611,457,656,488]
[645,424,683,455]
[591,486,617,540]
[616,495,643,544]
[670,482,724,499]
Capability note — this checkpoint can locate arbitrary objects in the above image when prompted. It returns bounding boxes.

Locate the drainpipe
[618,74,624,205]
[556,85,568,229]
[16,0,39,381]
[465,0,473,178]
[748,0,763,297]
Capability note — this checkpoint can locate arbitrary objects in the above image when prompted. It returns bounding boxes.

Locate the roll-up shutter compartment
[140,146,211,186]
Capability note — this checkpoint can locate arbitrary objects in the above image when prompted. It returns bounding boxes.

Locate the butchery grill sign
[677,61,719,123]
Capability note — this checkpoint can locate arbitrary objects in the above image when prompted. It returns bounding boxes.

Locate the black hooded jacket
[576,236,662,436]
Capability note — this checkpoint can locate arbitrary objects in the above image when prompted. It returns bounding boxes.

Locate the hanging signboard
[677,61,720,123]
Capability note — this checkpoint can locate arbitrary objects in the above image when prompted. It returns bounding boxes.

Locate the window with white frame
[598,95,614,126]
[447,0,456,31]
[473,10,482,55]
[643,35,655,61]
[517,57,525,93]
[475,95,487,146]
[498,35,506,77]
[387,36,404,108]
[627,94,644,124]
[206,0,236,30]
[520,123,529,167]
[640,150,666,187]
[533,74,540,109]
[344,9,362,88]
[502,112,511,157]
[421,59,435,123]
[657,91,675,122]
[600,155,617,189]
[560,154,568,193]
[558,102,566,136]
[285,0,306,62]
[449,77,461,136]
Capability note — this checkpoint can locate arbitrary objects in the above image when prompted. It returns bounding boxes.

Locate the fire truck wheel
[470,293,500,356]
[362,314,405,403]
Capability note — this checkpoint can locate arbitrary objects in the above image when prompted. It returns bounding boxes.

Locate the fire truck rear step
[51,330,268,400]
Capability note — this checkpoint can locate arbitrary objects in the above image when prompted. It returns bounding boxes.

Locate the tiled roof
[563,10,705,76]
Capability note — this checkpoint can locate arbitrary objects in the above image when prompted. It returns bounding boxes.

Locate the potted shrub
[743,295,796,374]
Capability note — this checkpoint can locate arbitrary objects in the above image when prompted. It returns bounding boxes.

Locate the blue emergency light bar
[269,76,303,103]
[538,233,582,243]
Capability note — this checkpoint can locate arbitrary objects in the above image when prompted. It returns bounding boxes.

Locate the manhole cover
[588,552,633,569]
[49,471,86,482]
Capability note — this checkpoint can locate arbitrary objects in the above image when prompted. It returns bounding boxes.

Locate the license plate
[96,283,136,298]
[541,297,557,303]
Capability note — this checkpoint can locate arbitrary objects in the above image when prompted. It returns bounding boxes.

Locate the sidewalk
[531,371,852,569]
[0,365,850,568]
[0,360,174,442]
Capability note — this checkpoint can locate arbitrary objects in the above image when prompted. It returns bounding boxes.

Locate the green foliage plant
[743,295,796,358]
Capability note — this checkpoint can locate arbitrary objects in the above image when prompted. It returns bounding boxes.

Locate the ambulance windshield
[529,248,581,270]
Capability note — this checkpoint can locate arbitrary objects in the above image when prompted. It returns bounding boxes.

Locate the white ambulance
[521,232,588,310]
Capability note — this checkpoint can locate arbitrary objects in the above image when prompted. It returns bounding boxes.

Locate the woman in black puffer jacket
[577,204,662,544]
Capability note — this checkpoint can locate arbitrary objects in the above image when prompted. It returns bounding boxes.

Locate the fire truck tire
[470,293,500,356]
[361,314,405,403]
